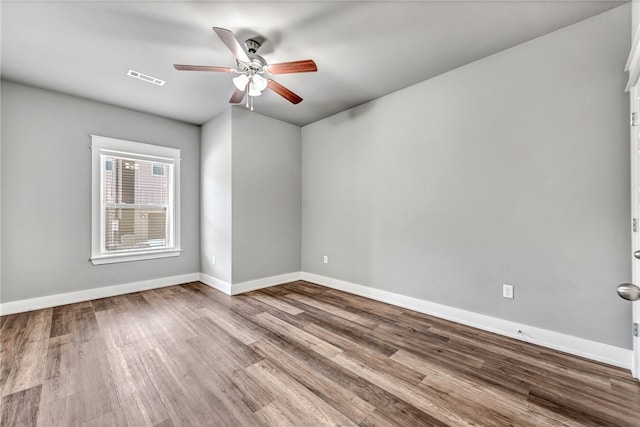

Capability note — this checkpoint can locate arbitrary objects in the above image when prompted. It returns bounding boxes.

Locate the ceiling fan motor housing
[239,53,267,74]
[242,37,268,73]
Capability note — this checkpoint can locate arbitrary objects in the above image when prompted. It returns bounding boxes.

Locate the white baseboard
[0,270,299,315]
[199,272,302,296]
[199,273,232,294]
[2,269,631,371]
[300,272,633,370]
[231,271,302,295]
[0,272,200,316]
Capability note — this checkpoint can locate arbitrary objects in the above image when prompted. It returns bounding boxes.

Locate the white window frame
[90,135,181,265]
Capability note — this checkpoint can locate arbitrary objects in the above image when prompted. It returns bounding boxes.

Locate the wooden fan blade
[266,59,317,74]
[229,88,246,104]
[267,79,303,104]
[212,27,250,63]
[174,64,234,72]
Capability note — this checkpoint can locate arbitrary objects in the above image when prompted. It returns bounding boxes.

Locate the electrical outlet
[323,255,328,264]
[503,284,514,299]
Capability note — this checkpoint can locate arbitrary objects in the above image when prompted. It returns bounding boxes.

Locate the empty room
[1,1,640,425]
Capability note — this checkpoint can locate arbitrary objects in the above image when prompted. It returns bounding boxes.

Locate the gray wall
[200,107,301,285]
[633,1,639,39]
[301,6,632,348]
[200,109,233,283]
[1,81,200,302]
[231,108,301,283]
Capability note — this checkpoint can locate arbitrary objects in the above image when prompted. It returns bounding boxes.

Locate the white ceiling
[1,1,627,126]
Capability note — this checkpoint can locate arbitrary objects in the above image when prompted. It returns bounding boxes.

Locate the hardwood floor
[1,280,639,426]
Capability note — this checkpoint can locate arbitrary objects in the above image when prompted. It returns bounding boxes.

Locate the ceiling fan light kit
[174,27,317,111]
[232,74,250,91]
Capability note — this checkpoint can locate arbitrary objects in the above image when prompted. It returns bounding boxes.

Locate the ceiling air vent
[127,69,165,86]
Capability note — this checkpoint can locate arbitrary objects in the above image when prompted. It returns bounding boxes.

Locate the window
[90,135,181,265]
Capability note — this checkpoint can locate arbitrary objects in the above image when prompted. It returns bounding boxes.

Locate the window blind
[101,155,174,253]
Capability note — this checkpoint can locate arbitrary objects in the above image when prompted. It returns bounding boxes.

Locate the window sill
[90,249,181,265]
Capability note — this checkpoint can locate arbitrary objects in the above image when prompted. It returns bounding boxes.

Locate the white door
[629,86,640,379]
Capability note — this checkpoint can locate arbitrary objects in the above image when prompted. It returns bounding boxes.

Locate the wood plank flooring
[1,280,639,426]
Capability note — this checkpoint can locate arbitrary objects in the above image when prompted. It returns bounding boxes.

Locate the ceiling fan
[174,27,317,110]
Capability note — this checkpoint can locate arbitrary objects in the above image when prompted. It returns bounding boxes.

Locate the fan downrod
[245,36,265,54]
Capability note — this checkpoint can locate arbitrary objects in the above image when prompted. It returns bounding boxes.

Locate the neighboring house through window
[152,162,165,176]
[90,135,181,265]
